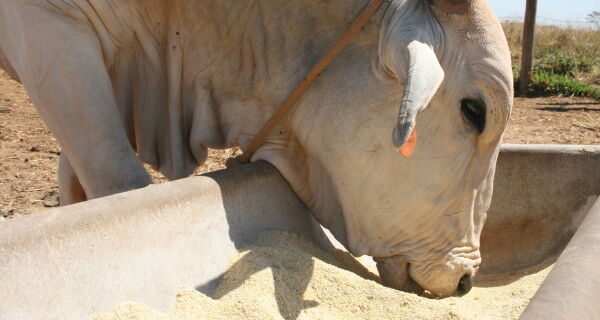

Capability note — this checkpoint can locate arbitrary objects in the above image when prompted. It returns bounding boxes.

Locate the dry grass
[503,22,600,61]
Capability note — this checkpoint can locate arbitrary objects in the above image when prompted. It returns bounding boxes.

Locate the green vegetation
[502,22,600,100]
[529,71,600,100]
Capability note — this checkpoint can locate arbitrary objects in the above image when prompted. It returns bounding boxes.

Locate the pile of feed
[94,232,550,320]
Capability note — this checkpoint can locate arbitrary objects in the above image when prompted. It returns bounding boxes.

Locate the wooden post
[519,0,538,95]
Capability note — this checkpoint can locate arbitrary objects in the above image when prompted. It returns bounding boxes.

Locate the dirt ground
[1,70,599,218]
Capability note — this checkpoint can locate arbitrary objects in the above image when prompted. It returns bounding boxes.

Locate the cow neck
[231,0,386,165]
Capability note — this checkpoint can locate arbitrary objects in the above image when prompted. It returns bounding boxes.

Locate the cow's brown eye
[461,99,486,134]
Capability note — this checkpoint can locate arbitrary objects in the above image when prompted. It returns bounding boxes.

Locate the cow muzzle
[375,253,479,298]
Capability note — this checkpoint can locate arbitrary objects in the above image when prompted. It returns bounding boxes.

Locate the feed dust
[93,232,550,320]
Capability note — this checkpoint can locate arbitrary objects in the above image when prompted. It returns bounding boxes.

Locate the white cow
[0,0,513,297]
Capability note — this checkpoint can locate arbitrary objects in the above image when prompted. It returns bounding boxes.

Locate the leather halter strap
[237,0,386,164]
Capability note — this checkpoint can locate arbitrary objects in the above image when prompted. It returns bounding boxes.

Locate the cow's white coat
[0,0,513,296]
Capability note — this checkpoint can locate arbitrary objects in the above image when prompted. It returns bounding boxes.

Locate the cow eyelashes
[461,99,486,134]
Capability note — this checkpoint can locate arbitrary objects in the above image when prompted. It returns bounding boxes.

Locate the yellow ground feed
[93,232,551,320]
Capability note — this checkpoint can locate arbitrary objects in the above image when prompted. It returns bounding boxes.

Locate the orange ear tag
[398,127,417,157]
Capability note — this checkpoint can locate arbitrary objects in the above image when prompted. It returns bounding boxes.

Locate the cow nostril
[456,274,473,296]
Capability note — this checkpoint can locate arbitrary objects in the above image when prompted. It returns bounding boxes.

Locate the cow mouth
[374,257,425,295]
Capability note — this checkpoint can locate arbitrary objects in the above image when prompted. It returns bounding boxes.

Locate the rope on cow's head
[226,0,387,168]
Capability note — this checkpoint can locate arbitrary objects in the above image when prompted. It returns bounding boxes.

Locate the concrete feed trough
[1,144,599,320]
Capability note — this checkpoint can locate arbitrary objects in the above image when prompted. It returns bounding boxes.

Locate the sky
[487,0,600,26]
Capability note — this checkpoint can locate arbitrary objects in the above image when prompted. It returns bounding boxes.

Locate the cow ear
[392,40,444,150]
[379,2,445,151]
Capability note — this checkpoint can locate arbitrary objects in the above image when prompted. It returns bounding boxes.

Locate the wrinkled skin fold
[0,0,512,297]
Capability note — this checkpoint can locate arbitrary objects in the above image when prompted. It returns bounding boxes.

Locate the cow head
[254,0,512,298]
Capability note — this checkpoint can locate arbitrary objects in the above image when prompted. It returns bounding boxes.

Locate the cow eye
[461,99,486,134]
